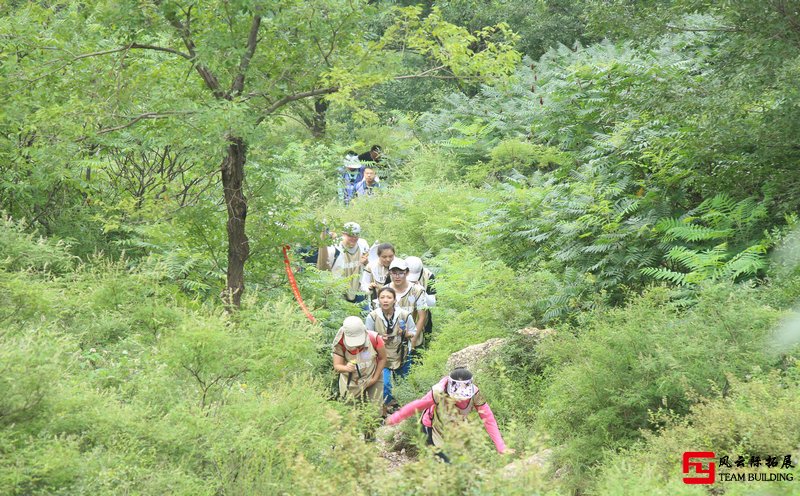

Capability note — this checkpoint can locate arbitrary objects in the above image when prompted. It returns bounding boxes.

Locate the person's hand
[502,448,516,456]
[342,363,356,373]
[368,282,378,290]
[360,253,369,266]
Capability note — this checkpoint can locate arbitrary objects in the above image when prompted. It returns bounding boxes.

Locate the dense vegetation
[2,1,800,494]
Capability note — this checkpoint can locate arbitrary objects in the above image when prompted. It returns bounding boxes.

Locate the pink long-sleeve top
[386,378,507,453]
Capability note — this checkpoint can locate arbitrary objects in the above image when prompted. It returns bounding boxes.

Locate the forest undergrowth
[4,1,800,494]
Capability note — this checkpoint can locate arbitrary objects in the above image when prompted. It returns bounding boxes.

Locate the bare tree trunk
[311,97,328,138]
[221,136,249,309]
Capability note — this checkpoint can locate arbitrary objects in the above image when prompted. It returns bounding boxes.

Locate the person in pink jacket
[385,368,512,462]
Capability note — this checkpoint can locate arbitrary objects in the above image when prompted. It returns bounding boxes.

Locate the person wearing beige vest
[386,258,429,348]
[332,316,387,404]
[365,287,417,412]
[317,222,369,303]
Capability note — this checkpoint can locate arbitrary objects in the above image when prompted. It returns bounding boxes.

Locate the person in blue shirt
[338,150,363,206]
[356,167,383,197]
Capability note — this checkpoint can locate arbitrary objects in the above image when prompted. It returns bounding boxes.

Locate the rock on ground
[445,327,555,372]
[502,448,553,479]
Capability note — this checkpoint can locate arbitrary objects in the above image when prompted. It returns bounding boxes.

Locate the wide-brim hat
[342,316,367,348]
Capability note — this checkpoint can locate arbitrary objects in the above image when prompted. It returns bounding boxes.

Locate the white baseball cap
[342,316,367,348]
[342,222,361,236]
[389,258,408,271]
[405,256,423,282]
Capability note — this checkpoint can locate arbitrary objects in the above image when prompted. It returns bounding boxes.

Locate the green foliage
[396,247,558,399]
[0,215,76,274]
[537,284,783,486]
[642,195,770,286]
[592,372,800,495]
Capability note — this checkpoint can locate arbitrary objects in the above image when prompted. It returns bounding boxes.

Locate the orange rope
[282,245,317,324]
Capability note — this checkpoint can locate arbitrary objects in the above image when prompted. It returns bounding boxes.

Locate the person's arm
[368,344,386,388]
[426,274,437,307]
[360,266,373,292]
[364,314,376,331]
[475,403,508,453]
[317,231,331,271]
[333,350,356,374]
[386,391,435,425]
[403,315,417,339]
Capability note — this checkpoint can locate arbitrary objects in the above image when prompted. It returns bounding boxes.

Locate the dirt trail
[375,425,414,469]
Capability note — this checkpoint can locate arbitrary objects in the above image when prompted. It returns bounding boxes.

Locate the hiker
[385,368,512,462]
[358,144,382,163]
[356,167,382,197]
[361,242,395,304]
[317,222,370,303]
[332,316,387,404]
[386,258,429,349]
[406,256,436,342]
[365,287,416,413]
[339,151,364,206]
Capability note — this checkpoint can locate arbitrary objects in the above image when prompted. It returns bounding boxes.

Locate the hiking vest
[369,308,411,370]
[365,261,390,287]
[334,330,380,399]
[428,381,486,448]
[333,245,365,301]
[391,282,427,347]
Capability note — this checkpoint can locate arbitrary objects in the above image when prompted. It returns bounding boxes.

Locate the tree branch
[129,43,192,60]
[230,15,262,96]
[260,86,339,119]
[77,111,197,140]
[167,8,228,99]
[665,24,741,33]
[24,43,192,83]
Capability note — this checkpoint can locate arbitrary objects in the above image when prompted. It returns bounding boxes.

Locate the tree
[2,1,518,307]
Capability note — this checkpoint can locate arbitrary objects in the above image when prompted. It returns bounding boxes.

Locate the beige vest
[339,248,363,301]
[429,383,485,448]
[369,308,412,370]
[365,262,390,287]
[334,331,380,399]
[391,282,427,346]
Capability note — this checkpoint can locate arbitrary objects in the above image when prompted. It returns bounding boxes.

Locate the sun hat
[342,316,368,348]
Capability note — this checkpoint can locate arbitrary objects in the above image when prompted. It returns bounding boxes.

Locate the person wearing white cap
[386,258,429,349]
[405,256,437,344]
[338,150,364,206]
[386,368,513,462]
[317,221,370,303]
[332,316,387,403]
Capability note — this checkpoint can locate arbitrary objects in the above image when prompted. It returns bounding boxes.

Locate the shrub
[537,284,784,483]
[592,372,800,495]
[0,215,76,274]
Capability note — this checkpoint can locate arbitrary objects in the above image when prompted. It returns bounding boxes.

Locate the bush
[592,372,800,495]
[0,215,76,274]
[537,284,784,485]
